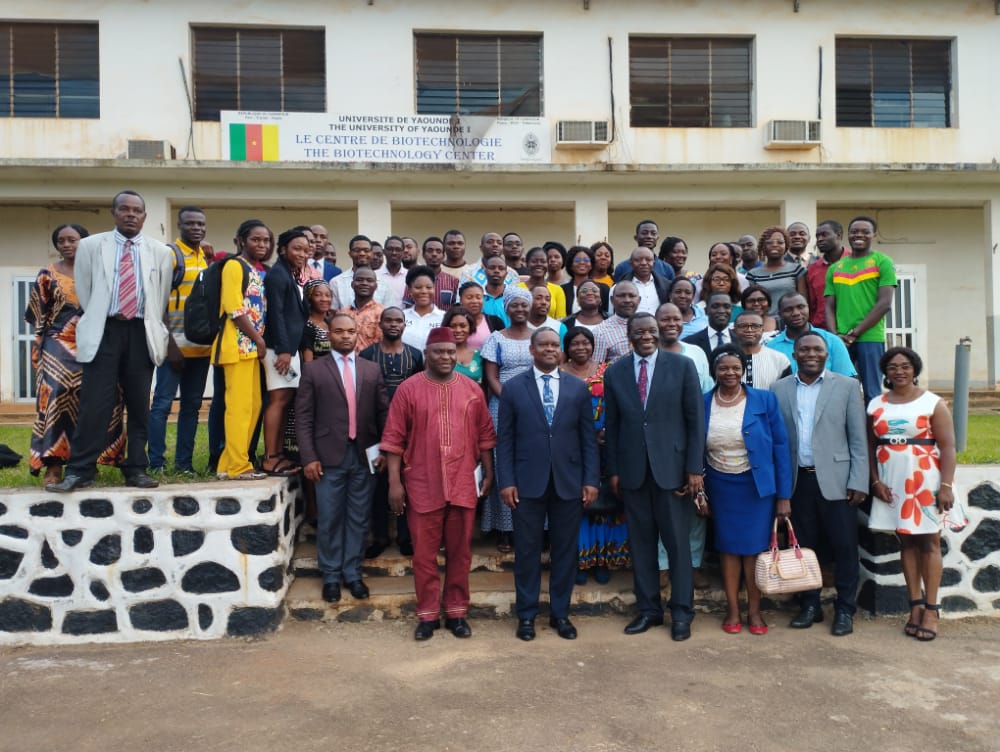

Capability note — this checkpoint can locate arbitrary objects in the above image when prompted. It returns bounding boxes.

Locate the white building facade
[1,0,999,400]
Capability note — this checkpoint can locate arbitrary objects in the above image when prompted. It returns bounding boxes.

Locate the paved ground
[1,614,998,752]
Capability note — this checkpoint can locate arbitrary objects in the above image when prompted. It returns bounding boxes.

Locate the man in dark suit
[497,327,600,641]
[684,292,735,360]
[772,331,869,636]
[616,247,672,315]
[296,313,389,604]
[308,224,341,280]
[605,312,706,640]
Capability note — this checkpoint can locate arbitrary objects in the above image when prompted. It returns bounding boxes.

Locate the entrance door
[885,264,927,377]
[12,275,36,401]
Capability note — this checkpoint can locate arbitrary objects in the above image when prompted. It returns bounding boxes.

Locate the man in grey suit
[772,331,869,636]
[605,312,706,641]
[48,190,173,492]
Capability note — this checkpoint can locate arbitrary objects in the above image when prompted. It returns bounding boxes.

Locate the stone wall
[0,478,301,644]
[858,467,1000,616]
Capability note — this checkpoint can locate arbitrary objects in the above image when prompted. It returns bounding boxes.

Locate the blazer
[263,256,309,355]
[73,230,173,365]
[605,350,705,491]
[618,272,672,311]
[683,327,733,362]
[560,280,611,315]
[771,372,869,499]
[704,387,793,500]
[295,353,389,468]
[495,369,599,500]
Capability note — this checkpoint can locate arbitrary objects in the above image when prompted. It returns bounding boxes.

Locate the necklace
[716,388,743,405]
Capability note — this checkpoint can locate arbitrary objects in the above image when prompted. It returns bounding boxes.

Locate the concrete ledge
[0,477,302,645]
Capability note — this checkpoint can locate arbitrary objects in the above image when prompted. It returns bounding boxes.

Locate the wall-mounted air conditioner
[764,120,821,150]
[126,139,176,160]
[555,120,610,148]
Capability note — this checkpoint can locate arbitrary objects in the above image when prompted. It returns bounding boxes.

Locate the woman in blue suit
[704,343,793,636]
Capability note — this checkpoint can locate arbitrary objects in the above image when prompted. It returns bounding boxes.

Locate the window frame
[0,21,100,119]
[628,35,754,129]
[191,25,326,122]
[834,37,954,128]
[413,31,544,117]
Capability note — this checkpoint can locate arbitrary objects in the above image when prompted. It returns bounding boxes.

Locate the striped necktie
[118,240,138,319]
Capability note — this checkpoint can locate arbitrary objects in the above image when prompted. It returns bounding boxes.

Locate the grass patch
[956,413,1000,464]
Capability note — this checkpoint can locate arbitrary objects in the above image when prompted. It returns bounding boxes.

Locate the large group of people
[26,194,959,643]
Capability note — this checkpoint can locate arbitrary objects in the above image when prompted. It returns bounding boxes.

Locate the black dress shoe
[347,580,370,599]
[624,614,664,635]
[364,542,387,560]
[445,617,472,638]
[549,616,577,640]
[831,611,854,636]
[414,620,439,641]
[322,583,341,603]
[398,541,414,556]
[790,605,824,629]
[125,472,159,489]
[516,618,536,641]
[671,622,692,641]
[45,474,94,493]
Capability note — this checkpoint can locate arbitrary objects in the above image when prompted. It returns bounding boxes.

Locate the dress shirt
[794,370,825,467]
[766,326,857,377]
[333,269,391,310]
[708,327,732,350]
[533,366,560,408]
[110,230,146,317]
[377,265,408,307]
[633,352,656,407]
[333,350,358,396]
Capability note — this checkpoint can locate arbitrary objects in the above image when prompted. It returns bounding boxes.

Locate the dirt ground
[1,613,998,752]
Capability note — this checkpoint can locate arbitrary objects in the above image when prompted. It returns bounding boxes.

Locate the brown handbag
[754,518,822,595]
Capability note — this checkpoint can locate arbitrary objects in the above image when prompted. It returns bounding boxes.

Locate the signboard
[221,111,549,165]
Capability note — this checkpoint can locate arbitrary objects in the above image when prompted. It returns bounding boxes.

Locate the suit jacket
[619,273,672,312]
[704,387,793,500]
[495,369,599,499]
[322,260,342,281]
[605,350,705,491]
[74,230,173,365]
[295,354,389,468]
[771,372,869,499]
[263,256,309,355]
[561,280,611,315]
[684,327,733,361]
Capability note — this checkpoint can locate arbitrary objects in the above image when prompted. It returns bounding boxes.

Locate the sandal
[496,531,513,554]
[259,453,300,477]
[915,603,940,642]
[904,597,925,638]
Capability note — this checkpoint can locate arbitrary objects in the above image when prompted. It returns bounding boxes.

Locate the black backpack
[183,254,249,348]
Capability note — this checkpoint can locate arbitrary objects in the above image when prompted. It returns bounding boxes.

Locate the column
[142,190,173,244]
[357,196,392,243]
[780,196,818,234]
[574,197,608,246]
[984,197,1000,386]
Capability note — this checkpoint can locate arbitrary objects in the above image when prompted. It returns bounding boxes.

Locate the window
[192,27,325,121]
[836,39,952,127]
[415,33,542,116]
[629,37,752,128]
[0,22,99,118]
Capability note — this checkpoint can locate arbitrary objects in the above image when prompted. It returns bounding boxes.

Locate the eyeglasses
[572,256,591,263]
[745,296,768,304]
[735,323,763,331]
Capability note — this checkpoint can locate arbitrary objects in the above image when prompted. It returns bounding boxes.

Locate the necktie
[637,358,648,406]
[716,331,725,349]
[342,354,357,440]
[117,240,138,319]
[541,374,555,426]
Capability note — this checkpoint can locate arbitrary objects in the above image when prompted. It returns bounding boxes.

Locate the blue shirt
[794,371,825,467]
[633,352,656,407]
[766,326,857,377]
[482,291,511,326]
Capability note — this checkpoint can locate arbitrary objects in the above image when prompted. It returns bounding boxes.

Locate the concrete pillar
[983,197,1000,387]
[141,190,173,244]
[574,197,609,246]
[780,197,818,234]
[357,196,392,242]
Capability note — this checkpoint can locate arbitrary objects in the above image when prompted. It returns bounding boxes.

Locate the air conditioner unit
[555,120,610,148]
[764,120,821,150]
[126,139,176,160]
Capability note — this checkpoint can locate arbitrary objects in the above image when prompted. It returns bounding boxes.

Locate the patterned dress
[24,265,125,474]
[576,361,631,570]
[868,391,946,535]
[479,330,533,533]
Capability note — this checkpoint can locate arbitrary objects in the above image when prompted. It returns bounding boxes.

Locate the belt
[109,314,142,322]
[798,466,816,473]
[875,437,936,446]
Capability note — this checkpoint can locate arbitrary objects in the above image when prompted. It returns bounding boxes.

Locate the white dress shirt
[533,366,560,408]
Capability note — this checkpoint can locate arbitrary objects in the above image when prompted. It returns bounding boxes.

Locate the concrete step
[292,539,525,578]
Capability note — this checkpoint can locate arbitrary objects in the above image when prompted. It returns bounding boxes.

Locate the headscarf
[503,286,532,310]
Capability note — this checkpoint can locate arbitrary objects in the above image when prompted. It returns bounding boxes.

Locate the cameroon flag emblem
[229,123,279,161]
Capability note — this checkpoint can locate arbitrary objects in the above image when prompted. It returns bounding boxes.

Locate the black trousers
[790,468,860,615]
[624,468,694,622]
[512,475,583,620]
[68,318,154,480]
[369,471,411,546]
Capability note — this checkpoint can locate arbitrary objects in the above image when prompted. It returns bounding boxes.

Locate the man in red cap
[381,327,496,640]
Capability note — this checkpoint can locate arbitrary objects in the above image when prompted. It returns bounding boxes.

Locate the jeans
[849,341,885,406]
[147,356,210,471]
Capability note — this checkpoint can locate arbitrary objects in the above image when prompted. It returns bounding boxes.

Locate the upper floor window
[192,26,325,121]
[415,33,542,116]
[836,38,952,127]
[630,36,752,128]
[0,22,99,118]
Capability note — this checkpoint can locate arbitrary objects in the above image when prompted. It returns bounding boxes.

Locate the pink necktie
[118,240,138,318]
[637,358,648,406]
[342,354,357,440]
